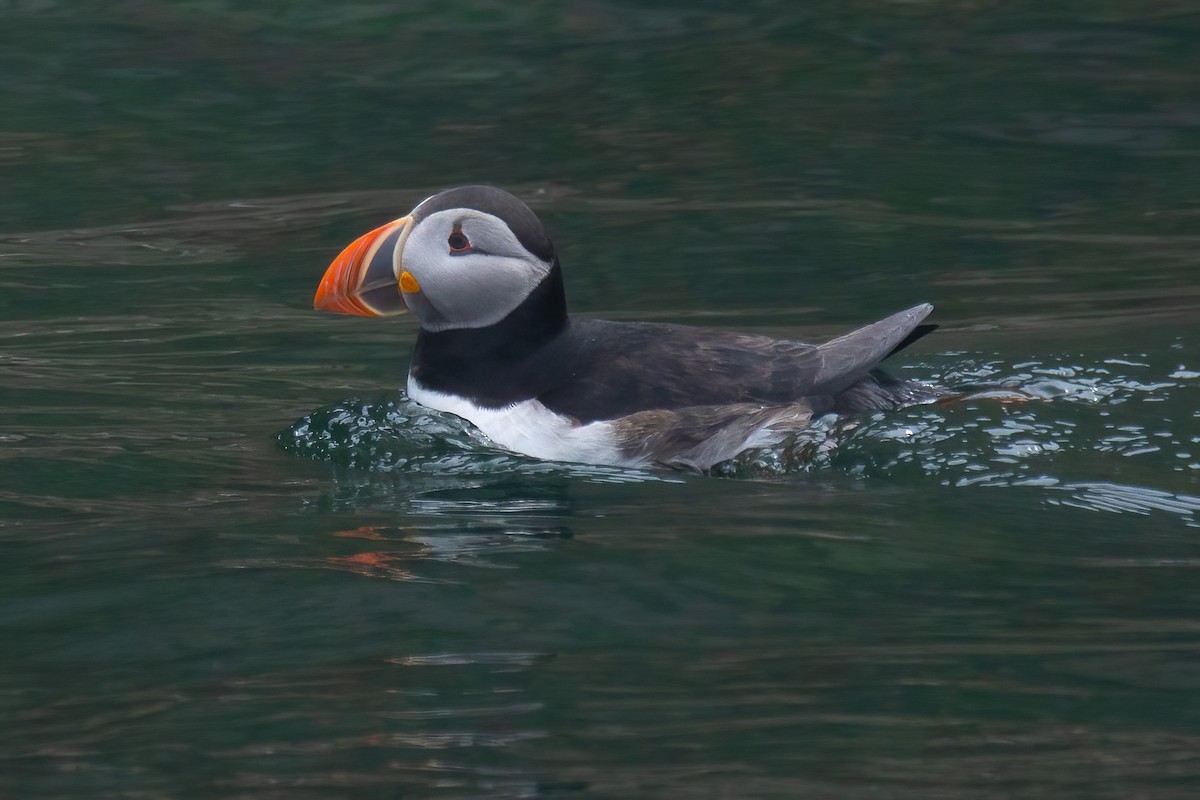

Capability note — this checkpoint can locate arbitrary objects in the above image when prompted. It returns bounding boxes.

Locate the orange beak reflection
[313,215,412,317]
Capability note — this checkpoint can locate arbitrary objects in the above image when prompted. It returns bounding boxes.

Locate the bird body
[314,186,940,470]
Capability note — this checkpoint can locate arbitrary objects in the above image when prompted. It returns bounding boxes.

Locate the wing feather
[609,402,817,471]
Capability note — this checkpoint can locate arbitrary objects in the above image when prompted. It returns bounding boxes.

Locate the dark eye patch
[448,227,472,254]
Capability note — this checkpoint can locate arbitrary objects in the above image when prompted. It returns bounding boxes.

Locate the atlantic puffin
[313,186,941,470]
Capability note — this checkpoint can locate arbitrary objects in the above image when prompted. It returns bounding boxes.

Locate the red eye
[448,230,471,253]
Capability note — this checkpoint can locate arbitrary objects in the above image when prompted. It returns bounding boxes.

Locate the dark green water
[3,3,1199,797]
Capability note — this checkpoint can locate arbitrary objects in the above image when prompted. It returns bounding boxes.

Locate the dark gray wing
[539,304,934,422]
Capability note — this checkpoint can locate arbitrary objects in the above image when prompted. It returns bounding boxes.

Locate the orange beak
[313,215,412,317]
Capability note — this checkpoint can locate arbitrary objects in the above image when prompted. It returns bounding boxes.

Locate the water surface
[2,3,1199,797]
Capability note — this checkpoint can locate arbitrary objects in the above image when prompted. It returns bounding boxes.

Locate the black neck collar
[409,262,571,404]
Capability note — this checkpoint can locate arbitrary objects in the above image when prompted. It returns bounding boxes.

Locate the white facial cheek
[403,230,443,280]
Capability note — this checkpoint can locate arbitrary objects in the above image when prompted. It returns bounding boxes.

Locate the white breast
[407,375,641,467]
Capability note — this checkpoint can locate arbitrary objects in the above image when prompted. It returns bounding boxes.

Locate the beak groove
[313,215,412,317]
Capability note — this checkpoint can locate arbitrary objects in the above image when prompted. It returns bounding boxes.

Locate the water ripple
[282,346,1198,528]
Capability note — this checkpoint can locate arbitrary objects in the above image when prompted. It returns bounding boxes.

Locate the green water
[3,3,1199,797]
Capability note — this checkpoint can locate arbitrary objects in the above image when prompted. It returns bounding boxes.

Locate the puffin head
[314,186,560,332]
